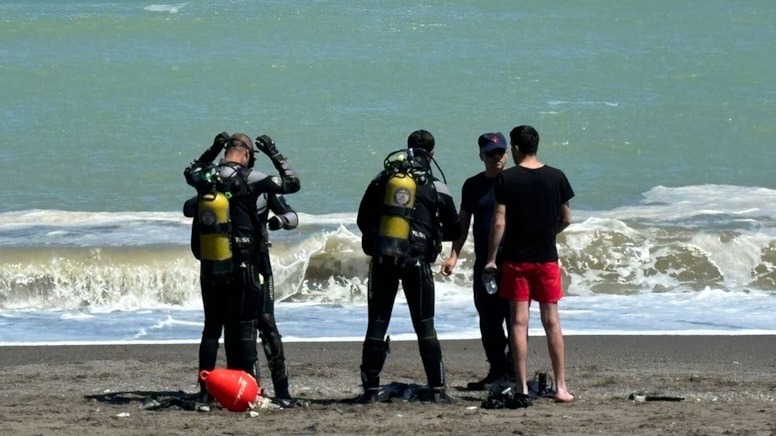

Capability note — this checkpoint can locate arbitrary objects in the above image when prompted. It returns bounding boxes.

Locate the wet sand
[1,336,774,435]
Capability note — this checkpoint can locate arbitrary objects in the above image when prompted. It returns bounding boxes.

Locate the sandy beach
[1,336,774,435]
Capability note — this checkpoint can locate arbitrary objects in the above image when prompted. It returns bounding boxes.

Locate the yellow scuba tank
[198,190,234,275]
[378,173,416,239]
[375,151,418,259]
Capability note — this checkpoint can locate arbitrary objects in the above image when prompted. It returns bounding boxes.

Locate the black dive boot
[418,336,451,403]
[466,371,505,391]
[270,364,291,399]
[356,368,380,405]
[269,356,300,407]
[468,347,511,390]
[259,317,295,404]
[356,337,389,404]
[431,387,453,404]
[356,386,380,404]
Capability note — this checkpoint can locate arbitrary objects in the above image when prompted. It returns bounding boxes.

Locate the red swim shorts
[500,261,563,303]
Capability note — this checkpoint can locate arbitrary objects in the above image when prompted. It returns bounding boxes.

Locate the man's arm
[485,203,505,268]
[557,202,571,234]
[254,135,301,195]
[440,209,470,276]
[356,176,383,257]
[357,177,381,234]
[183,133,229,188]
[267,193,299,231]
[182,196,198,218]
[434,181,461,242]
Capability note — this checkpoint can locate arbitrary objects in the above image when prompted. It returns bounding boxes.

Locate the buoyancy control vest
[372,149,437,261]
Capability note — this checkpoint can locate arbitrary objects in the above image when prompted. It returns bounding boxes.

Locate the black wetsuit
[252,192,298,399]
[460,172,511,379]
[356,155,460,394]
[184,154,299,387]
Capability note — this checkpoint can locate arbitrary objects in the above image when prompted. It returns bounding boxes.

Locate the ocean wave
[1,185,775,311]
[1,222,774,312]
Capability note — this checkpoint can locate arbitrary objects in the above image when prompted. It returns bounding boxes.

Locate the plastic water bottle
[485,277,498,295]
[483,266,499,295]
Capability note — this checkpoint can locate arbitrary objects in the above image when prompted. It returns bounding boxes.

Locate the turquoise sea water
[1,1,775,343]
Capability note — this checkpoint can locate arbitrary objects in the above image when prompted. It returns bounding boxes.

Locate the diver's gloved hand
[213,131,230,148]
[256,134,297,190]
[255,135,280,158]
[267,216,283,231]
[194,131,230,164]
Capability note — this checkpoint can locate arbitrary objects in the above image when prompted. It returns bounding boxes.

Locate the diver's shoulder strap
[216,162,252,198]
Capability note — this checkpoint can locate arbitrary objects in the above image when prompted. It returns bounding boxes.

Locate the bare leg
[539,302,574,402]
[508,300,530,394]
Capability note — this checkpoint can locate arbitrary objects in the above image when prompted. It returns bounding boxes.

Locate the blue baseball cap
[478,132,507,153]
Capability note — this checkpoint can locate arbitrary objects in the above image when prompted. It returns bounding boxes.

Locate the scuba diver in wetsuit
[356,129,461,403]
[183,132,300,404]
[252,189,298,404]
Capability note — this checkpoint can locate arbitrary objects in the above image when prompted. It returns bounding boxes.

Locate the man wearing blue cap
[441,132,513,390]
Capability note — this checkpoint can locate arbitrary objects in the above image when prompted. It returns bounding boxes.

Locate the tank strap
[382,205,413,218]
[199,222,232,235]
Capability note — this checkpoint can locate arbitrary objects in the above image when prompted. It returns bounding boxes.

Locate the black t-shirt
[460,172,498,263]
[493,165,574,262]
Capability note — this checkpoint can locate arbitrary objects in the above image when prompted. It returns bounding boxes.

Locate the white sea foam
[1,288,774,345]
[144,4,187,14]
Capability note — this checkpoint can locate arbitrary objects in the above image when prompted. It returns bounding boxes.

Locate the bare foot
[554,388,574,403]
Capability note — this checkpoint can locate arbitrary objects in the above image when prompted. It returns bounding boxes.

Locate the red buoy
[199,369,259,412]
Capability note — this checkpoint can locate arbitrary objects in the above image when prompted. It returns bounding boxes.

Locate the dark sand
[1,336,775,435]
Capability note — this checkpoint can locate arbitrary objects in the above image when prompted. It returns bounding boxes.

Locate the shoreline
[1,336,774,435]
[4,328,776,348]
